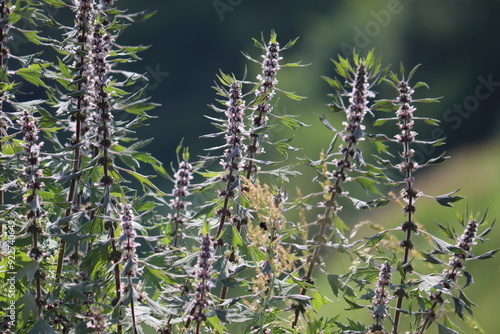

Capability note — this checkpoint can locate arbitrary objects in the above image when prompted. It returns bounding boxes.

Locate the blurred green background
[108,0,500,332]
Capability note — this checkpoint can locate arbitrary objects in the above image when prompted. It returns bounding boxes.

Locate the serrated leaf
[322,75,342,91]
[278,115,308,130]
[343,297,364,310]
[327,274,355,298]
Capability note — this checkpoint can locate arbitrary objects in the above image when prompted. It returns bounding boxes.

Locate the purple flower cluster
[330,64,371,192]
[170,160,193,245]
[71,0,96,134]
[120,205,140,277]
[18,110,45,193]
[191,234,215,324]
[170,160,193,223]
[0,1,12,59]
[443,219,478,284]
[222,81,245,173]
[215,81,245,236]
[246,40,282,176]
[90,22,115,185]
[370,261,392,330]
[18,110,45,261]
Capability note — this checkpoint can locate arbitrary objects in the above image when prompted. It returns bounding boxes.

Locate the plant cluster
[0,1,497,334]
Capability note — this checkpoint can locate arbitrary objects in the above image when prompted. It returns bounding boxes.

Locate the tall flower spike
[369,261,392,332]
[56,0,96,280]
[72,0,95,136]
[90,22,114,188]
[417,220,479,334]
[245,34,282,179]
[293,57,377,328]
[120,205,140,277]
[392,68,425,334]
[214,78,246,238]
[18,110,46,317]
[0,1,13,236]
[170,159,193,246]
[185,234,216,333]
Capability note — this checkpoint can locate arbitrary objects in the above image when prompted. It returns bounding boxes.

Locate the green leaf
[343,297,364,310]
[17,291,37,321]
[120,168,166,195]
[322,75,342,91]
[354,177,381,195]
[327,274,355,298]
[28,319,56,334]
[278,115,308,130]
[17,68,47,87]
[434,189,464,207]
[279,89,307,101]
[364,231,387,247]
[472,249,499,260]
[18,29,43,44]
[437,322,458,334]
[42,0,67,7]
[207,311,227,333]
[311,291,330,312]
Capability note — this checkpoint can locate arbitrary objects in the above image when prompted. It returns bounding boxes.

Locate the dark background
[114,0,500,166]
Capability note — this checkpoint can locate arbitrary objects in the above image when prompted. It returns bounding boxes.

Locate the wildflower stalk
[184,235,215,333]
[244,33,281,180]
[219,36,282,299]
[19,110,46,318]
[0,0,10,235]
[170,156,193,247]
[292,60,374,328]
[391,71,421,334]
[369,261,392,332]
[56,0,96,280]
[91,16,122,332]
[120,204,139,334]
[214,78,246,239]
[416,219,478,333]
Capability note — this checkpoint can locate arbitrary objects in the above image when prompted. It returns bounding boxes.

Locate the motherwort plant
[0,2,496,334]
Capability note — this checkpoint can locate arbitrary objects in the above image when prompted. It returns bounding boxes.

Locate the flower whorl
[444,219,478,282]
[170,160,193,215]
[19,110,45,193]
[0,1,12,60]
[215,80,246,237]
[120,205,140,277]
[170,160,193,246]
[223,81,245,169]
[72,0,95,136]
[370,261,392,330]
[331,63,371,188]
[192,235,215,323]
[90,22,115,186]
[245,38,282,177]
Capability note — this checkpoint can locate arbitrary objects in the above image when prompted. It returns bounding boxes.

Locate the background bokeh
[56,0,500,332]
